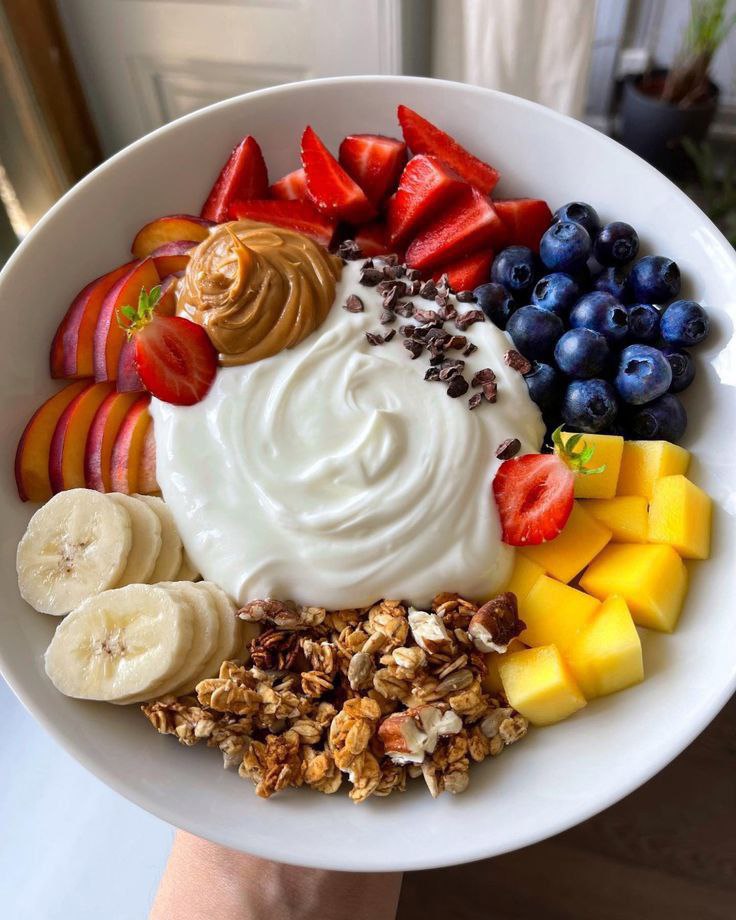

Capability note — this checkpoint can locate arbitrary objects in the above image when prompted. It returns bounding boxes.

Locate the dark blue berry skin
[553,202,601,238]
[554,328,610,378]
[540,221,592,273]
[506,305,564,362]
[593,221,639,266]
[629,255,681,303]
[615,344,672,405]
[569,292,628,345]
[531,272,579,317]
[562,378,618,433]
[660,300,710,347]
[661,346,696,393]
[592,267,631,303]
[474,282,516,330]
[625,303,660,343]
[491,246,539,300]
[523,362,562,410]
[626,393,687,443]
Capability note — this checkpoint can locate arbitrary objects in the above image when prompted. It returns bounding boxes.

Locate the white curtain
[432,0,597,119]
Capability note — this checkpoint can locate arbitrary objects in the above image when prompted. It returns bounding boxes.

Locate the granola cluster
[142,592,528,803]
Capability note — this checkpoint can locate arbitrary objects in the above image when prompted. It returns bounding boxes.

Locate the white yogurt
[151,261,544,608]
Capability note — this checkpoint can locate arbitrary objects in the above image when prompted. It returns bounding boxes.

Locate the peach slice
[110,395,152,494]
[156,274,180,316]
[85,390,140,492]
[50,262,135,379]
[131,215,213,259]
[93,258,160,382]
[138,423,158,494]
[150,240,197,276]
[49,381,116,493]
[15,380,92,501]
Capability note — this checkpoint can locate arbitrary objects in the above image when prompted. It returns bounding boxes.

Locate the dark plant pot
[620,70,719,172]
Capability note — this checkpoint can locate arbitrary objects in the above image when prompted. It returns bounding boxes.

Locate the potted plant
[620,0,736,171]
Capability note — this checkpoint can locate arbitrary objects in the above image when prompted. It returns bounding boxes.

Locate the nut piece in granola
[468,592,525,653]
[408,608,452,654]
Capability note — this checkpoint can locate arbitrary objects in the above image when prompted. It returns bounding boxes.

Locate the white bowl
[1,76,735,872]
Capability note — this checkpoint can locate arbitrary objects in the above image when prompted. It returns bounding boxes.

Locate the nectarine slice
[138,423,158,494]
[110,395,152,494]
[131,215,212,259]
[150,240,196,276]
[15,380,92,501]
[49,381,116,493]
[85,390,140,492]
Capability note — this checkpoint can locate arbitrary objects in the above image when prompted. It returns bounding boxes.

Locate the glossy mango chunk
[617,440,690,499]
[518,575,600,651]
[505,554,545,603]
[481,639,527,694]
[648,474,712,560]
[498,645,586,726]
[565,596,643,698]
[560,431,623,499]
[520,501,612,583]
[580,543,687,632]
[585,496,648,543]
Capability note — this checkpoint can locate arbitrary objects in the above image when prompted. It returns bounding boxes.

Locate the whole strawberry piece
[118,286,217,406]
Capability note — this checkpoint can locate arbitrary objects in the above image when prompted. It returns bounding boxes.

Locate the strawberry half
[405,187,505,271]
[228,198,335,248]
[432,250,493,291]
[201,136,269,223]
[398,105,500,195]
[493,199,553,252]
[269,168,308,201]
[353,221,390,257]
[301,126,375,223]
[387,154,465,247]
[493,453,574,546]
[338,134,407,206]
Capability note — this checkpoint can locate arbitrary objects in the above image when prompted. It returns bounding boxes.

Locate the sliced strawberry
[338,134,407,206]
[354,221,390,257]
[387,155,465,248]
[405,187,505,271]
[431,250,493,291]
[493,199,552,252]
[228,198,335,248]
[397,105,500,195]
[492,453,574,546]
[301,126,375,223]
[269,168,308,201]
[201,136,269,223]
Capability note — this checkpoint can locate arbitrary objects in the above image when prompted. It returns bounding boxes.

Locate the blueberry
[531,272,579,317]
[540,221,592,273]
[553,202,601,238]
[661,346,696,393]
[629,255,681,303]
[625,303,660,343]
[554,328,610,378]
[491,246,539,299]
[562,379,618,432]
[506,305,564,361]
[660,299,710,347]
[626,393,687,443]
[615,344,672,405]
[474,282,516,330]
[523,362,562,410]
[593,221,639,266]
[569,292,628,345]
[592,267,631,303]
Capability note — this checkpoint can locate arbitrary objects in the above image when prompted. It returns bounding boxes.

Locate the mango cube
[617,440,690,499]
[521,501,612,583]
[648,474,712,560]
[584,496,648,543]
[580,543,687,632]
[505,554,545,603]
[518,575,600,651]
[481,639,527,694]
[498,645,586,726]
[560,431,623,499]
[565,596,643,698]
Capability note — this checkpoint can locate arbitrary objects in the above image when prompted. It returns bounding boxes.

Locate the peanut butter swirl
[178,220,342,366]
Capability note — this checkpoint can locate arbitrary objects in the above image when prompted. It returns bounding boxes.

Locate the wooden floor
[398,695,735,920]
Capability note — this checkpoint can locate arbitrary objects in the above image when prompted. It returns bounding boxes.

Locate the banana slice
[134,494,182,582]
[161,581,219,696]
[175,549,200,582]
[17,489,132,616]
[195,582,257,678]
[44,584,193,701]
[109,493,162,586]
